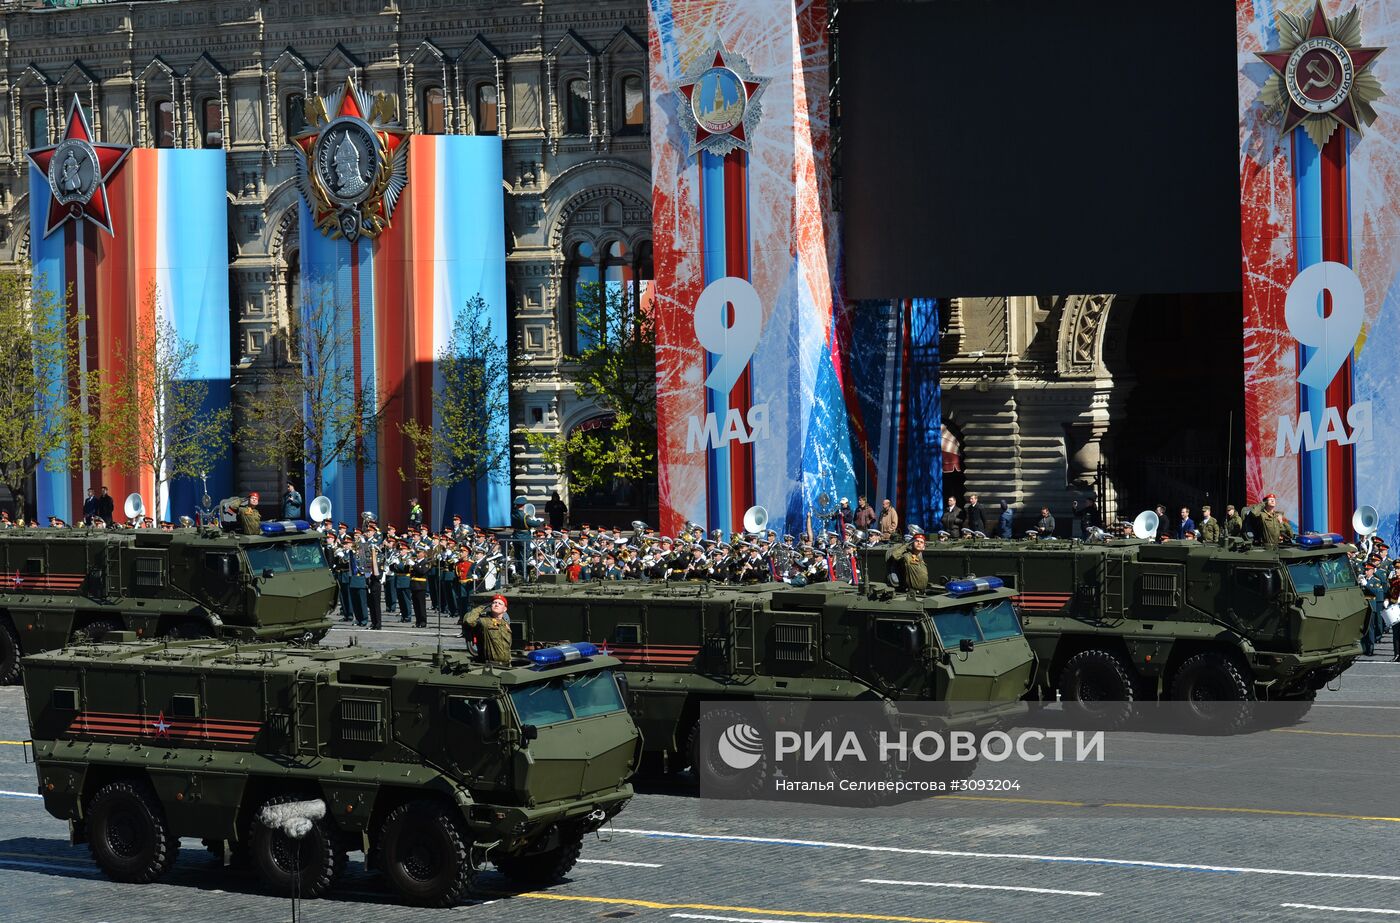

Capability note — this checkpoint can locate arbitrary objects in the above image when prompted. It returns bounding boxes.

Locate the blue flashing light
[946,576,1005,597]
[259,519,309,536]
[1297,533,1343,548]
[525,641,600,666]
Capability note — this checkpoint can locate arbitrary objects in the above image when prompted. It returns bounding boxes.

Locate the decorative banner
[1237,0,1397,538]
[840,298,943,533]
[29,97,231,523]
[650,0,857,538]
[297,86,507,529]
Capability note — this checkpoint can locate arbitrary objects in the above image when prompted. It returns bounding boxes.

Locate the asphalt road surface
[0,618,1396,923]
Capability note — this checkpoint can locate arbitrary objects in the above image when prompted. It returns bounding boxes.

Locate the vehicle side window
[1235,568,1278,597]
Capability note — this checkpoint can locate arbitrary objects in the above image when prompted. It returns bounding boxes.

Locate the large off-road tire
[248,794,345,898]
[685,708,768,800]
[378,800,477,907]
[1057,649,1136,729]
[72,619,122,644]
[0,618,21,685]
[1169,650,1255,733]
[87,780,179,884]
[493,835,583,888]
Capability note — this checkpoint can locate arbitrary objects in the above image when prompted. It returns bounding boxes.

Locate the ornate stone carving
[1058,293,1116,378]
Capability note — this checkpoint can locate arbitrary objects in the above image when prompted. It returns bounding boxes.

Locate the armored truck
[869,535,1366,727]
[505,578,1036,786]
[22,636,639,906]
[0,522,337,685]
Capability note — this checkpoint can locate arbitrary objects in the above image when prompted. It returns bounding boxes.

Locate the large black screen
[840,0,1243,298]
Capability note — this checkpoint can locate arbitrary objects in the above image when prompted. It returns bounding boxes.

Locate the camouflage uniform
[236,501,262,536]
[1199,516,1222,544]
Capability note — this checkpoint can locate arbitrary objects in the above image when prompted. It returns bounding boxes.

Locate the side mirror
[262,568,275,579]
[521,724,539,743]
[959,638,976,653]
[1313,584,1325,598]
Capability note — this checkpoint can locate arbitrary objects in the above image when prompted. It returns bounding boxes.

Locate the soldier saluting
[886,529,929,592]
[462,594,513,665]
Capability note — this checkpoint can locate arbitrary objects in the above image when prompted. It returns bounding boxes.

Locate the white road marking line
[861,878,1101,897]
[1281,903,1400,916]
[1313,703,1400,709]
[0,790,41,799]
[614,829,1400,882]
[579,857,666,868]
[672,914,827,923]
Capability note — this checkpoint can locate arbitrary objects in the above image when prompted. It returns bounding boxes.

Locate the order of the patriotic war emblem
[293,78,409,242]
[1257,1,1386,148]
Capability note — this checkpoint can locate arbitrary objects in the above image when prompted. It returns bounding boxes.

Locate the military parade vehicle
[0,521,337,685]
[21,635,640,906]
[865,532,1367,728]
[504,577,1036,792]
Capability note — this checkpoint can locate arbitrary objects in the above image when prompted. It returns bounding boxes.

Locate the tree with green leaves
[527,282,656,498]
[400,293,511,525]
[238,288,385,500]
[94,285,230,516]
[0,272,91,521]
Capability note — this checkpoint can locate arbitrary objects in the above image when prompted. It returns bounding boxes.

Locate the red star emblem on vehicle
[1256,1,1385,146]
[26,96,131,238]
[151,712,171,739]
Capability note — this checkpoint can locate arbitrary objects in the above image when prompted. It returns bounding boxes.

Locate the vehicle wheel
[249,794,344,898]
[685,709,767,800]
[1057,649,1136,729]
[202,837,251,869]
[801,717,901,806]
[0,618,21,685]
[87,780,179,883]
[494,835,583,887]
[163,618,214,641]
[73,619,122,644]
[378,800,477,907]
[1169,651,1255,733]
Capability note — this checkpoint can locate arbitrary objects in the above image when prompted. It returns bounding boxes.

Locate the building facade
[0,0,1234,532]
[0,0,653,519]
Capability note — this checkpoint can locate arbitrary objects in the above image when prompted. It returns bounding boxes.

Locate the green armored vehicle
[0,522,337,685]
[505,578,1035,782]
[22,636,639,906]
[873,533,1366,727]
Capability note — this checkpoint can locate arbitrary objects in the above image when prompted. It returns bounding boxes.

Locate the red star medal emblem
[26,96,131,238]
[1257,1,1386,146]
[673,42,770,158]
[151,711,172,739]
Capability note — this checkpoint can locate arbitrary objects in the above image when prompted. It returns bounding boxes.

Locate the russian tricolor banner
[1238,0,1399,539]
[30,146,231,524]
[299,135,508,529]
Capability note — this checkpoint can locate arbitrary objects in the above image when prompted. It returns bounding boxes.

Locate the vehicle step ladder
[730,603,756,674]
[292,670,329,758]
[1103,554,1125,618]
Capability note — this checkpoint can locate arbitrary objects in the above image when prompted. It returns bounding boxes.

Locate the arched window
[421,85,446,134]
[285,93,307,141]
[618,74,644,135]
[152,99,176,148]
[475,83,498,135]
[201,98,223,148]
[286,249,301,319]
[568,241,600,354]
[565,78,589,135]
[635,240,654,313]
[27,106,48,149]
